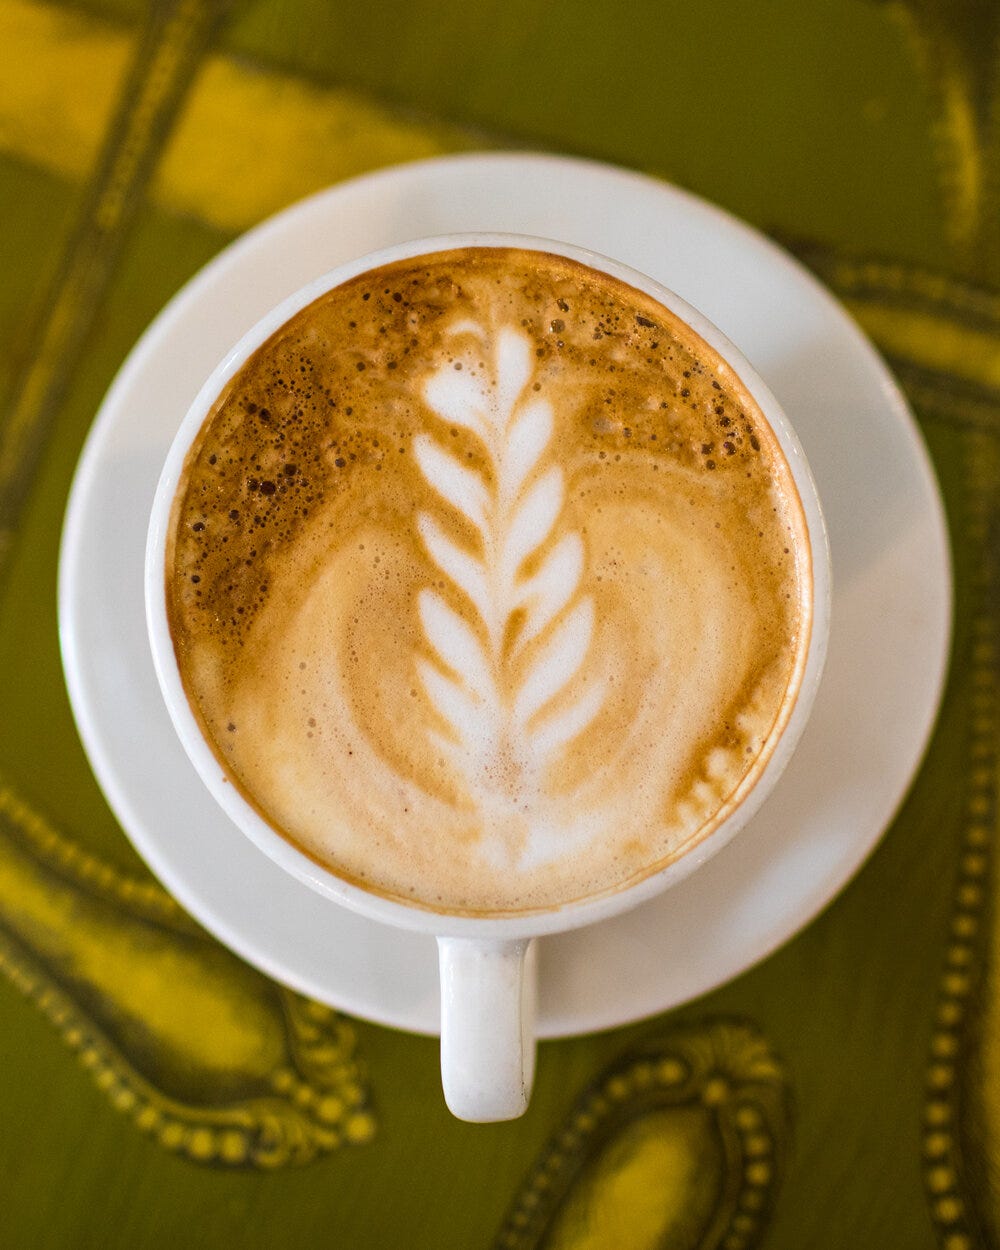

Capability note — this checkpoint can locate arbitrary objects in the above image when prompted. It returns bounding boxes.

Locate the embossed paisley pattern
[799,245,1000,1250]
[495,1020,791,1250]
[0,777,375,1167]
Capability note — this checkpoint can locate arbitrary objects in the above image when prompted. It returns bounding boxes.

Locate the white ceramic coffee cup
[145,233,831,1122]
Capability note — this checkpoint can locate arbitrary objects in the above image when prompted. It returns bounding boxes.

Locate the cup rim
[145,230,831,940]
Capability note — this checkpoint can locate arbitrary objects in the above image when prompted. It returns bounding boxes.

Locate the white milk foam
[414,324,604,865]
[166,248,811,915]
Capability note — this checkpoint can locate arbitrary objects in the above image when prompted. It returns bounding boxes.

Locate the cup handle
[437,936,536,1122]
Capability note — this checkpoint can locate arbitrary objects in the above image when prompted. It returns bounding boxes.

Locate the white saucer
[58,153,952,1039]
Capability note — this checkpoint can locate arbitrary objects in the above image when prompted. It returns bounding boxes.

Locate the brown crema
[166,247,811,915]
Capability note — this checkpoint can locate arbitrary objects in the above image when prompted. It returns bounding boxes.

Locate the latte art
[414,324,604,865]
[166,247,811,914]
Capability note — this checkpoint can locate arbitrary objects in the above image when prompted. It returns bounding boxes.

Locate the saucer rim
[58,151,952,1038]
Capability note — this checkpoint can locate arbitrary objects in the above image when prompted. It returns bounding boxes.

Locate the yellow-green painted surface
[0,0,997,1246]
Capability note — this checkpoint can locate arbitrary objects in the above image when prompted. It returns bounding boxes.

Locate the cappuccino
[165,247,811,914]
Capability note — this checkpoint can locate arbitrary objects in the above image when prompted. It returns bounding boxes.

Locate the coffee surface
[166,247,811,914]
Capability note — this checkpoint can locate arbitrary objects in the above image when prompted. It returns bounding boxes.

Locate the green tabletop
[0,0,996,1246]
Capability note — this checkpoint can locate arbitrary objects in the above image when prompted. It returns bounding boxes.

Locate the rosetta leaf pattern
[414,324,603,818]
